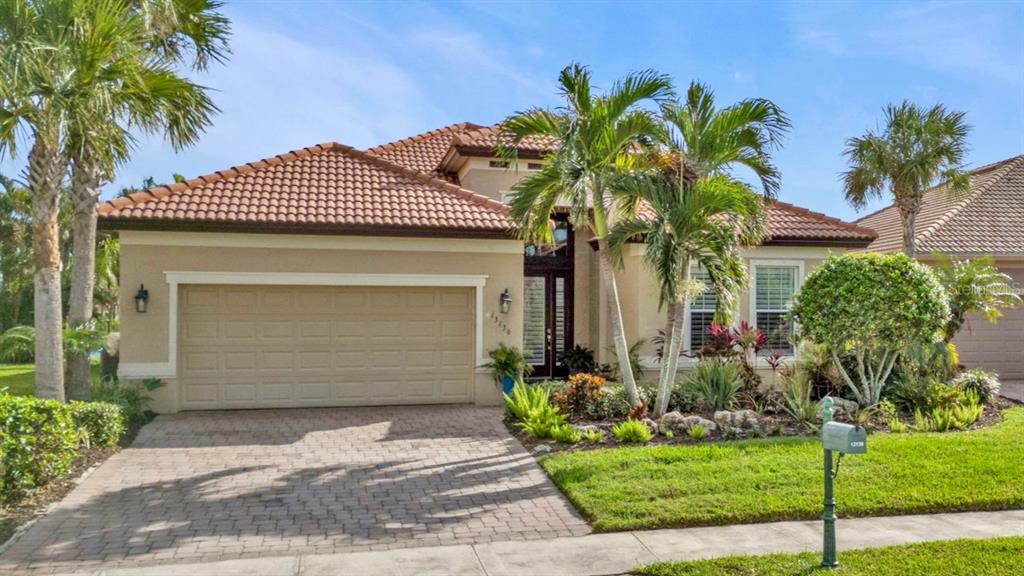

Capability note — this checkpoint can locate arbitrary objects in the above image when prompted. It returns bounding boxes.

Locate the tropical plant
[952,369,1001,405]
[686,424,708,440]
[888,419,907,434]
[684,359,743,411]
[931,254,1021,343]
[498,64,675,407]
[604,338,646,385]
[91,376,163,428]
[842,101,970,257]
[611,419,654,443]
[64,0,226,400]
[484,343,533,384]
[791,253,950,406]
[559,344,596,374]
[550,423,581,444]
[582,428,605,443]
[517,403,566,439]
[778,367,817,425]
[553,372,606,419]
[0,324,104,363]
[503,380,549,421]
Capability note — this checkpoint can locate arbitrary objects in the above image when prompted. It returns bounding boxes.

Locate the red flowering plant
[698,322,767,394]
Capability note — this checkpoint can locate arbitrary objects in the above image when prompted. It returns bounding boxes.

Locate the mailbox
[822,422,867,454]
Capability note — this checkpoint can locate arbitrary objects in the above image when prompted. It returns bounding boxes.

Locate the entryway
[523,216,574,379]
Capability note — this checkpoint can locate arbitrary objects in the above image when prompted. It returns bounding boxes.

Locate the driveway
[0,406,588,575]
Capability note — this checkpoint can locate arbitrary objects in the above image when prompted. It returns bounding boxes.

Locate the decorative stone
[659,412,717,434]
[534,444,552,454]
[640,418,659,433]
[713,409,761,430]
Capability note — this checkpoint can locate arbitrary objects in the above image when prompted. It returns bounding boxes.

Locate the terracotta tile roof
[450,125,558,158]
[856,155,1024,255]
[365,122,483,180]
[634,199,875,246]
[98,143,512,237]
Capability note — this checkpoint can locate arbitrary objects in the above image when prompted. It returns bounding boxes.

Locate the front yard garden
[635,536,1024,576]
[541,407,1024,531]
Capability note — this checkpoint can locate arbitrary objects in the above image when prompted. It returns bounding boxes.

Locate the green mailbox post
[820,397,867,568]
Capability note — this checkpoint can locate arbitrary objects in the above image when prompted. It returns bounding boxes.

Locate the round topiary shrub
[791,253,950,406]
[951,369,1001,405]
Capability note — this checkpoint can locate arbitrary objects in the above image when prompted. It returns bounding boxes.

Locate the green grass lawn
[542,408,1024,531]
[636,537,1024,576]
[0,363,102,396]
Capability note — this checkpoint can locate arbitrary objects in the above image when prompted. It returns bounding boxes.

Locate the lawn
[0,363,102,396]
[542,408,1024,531]
[636,536,1024,576]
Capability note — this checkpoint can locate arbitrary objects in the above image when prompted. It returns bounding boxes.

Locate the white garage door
[953,267,1024,381]
[178,285,475,409]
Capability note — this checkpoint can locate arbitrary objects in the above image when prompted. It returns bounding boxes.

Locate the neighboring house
[100,122,875,413]
[857,155,1024,381]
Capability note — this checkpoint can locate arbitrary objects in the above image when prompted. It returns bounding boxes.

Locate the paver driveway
[0,405,588,575]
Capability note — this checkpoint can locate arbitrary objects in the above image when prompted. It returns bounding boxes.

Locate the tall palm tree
[498,64,674,406]
[843,101,970,257]
[64,0,224,399]
[609,173,766,417]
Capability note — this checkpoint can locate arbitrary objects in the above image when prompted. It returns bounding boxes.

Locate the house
[856,155,1024,381]
[100,122,876,413]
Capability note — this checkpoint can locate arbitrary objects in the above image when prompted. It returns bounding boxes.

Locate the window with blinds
[754,265,798,355]
[688,266,717,353]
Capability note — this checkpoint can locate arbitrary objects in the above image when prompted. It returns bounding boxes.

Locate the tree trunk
[654,293,687,418]
[28,139,66,401]
[896,190,921,258]
[596,239,640,406]
[67,152,103,400]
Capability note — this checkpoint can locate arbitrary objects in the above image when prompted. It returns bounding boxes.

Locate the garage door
[953,267,1024,380]
[178,285,475,409]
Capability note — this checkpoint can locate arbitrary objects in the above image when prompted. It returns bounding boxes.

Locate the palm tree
[498,64,674,406]
[931,254,1021,343]
[843,101,970,257]
[64,0,224,399]
[608,173,766,417]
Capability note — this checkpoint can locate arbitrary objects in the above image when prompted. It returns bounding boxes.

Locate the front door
[523,216,574,379]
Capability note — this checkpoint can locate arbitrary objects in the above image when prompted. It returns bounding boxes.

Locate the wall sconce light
[135,284,149,313]
[499,289,512,314]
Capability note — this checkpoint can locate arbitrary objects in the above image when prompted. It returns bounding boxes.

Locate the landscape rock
[640,418,659,433]
[659,412,718,434]
[713,409,761,430]
[534,444,552,454]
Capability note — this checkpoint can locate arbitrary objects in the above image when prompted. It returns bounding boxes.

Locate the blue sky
[8,1,1024,221]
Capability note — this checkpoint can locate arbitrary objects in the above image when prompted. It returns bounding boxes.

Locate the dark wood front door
[523,216,574,379]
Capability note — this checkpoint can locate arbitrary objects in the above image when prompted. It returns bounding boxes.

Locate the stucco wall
[118,231,524,412]
[457,158,538,201]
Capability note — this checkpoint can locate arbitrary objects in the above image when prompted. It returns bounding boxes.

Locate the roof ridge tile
[366,122,484,155]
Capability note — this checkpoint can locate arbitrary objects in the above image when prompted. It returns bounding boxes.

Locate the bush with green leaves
[69,401,125,448]
[550,423,582,444]
[952,369,1000,405]
[792,253,950,406]
[518,403,567,438]
[684,359,743,410]
[92,377,163,428]
[611,419,654,443]
[503,380,551,421]
[777,368,817,425]
[0,394,79,501]
[687,424,708,440]
[582,428,605,443]
[583,384,631,420]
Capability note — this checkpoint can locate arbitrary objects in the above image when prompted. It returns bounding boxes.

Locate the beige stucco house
[100,122,876,413]
[857,155,1024,381]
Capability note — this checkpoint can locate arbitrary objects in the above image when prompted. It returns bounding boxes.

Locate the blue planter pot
[501,374,516,396]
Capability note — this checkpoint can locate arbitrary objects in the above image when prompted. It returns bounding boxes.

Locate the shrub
[611,419,654,443]
[951,389,984,429]
[888,419,907,433]
[504,380,550,421]
[69,401,125,447]
[553,373,607,419]
[687,424,708,440]
[583,385,631,420]
[483,344,533,384]
[559,344,597,374]
[777,368,817,425]
[550,423,581,444]
[685,360,743,410]
[952,369,1000,405]
[627,398,650,420]
[92,377,163,428]
[792,253,950,406]
[890,377,963,414]
[0,394,79,501]
[518,403,566,439]
[582,429,605,443]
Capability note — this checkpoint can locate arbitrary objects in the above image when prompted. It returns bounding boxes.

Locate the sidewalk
[61,509,1024,576]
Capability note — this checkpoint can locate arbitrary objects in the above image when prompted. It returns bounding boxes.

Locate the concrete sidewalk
[60,510,1024,576]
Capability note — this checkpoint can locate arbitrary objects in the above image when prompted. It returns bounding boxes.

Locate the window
[527,162,543,170]
[488,160,510,168]
[753,264,799,355]
[687,266,717,353]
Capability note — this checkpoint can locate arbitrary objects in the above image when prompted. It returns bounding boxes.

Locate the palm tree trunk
[28,139,66,401]
[896,190,921,258]
[596,239,640,406]
[67,152,103,400]
[654,264,691,418]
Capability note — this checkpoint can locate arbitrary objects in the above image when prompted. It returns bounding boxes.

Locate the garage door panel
[954,267,1024,380]
[180,285,474,409]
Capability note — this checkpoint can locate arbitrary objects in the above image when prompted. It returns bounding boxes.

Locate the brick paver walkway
[0,406,588,575]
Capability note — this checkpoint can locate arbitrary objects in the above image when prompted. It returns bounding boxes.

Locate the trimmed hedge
[0,395,79,501]
[1,394,128,502]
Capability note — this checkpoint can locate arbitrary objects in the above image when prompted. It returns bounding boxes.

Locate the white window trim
[749,260,804,360]
[119,272,490,381]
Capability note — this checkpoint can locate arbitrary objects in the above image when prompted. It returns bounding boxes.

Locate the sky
[6,0,1024,221]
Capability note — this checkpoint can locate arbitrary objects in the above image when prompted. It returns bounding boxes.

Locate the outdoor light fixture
[134,284,149,313]
[499,289,512,314]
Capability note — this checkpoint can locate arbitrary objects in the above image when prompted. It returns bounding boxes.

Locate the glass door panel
[523,276,548,368]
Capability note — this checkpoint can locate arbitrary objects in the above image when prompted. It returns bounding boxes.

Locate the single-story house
[856,155,1024,381]
[100,122,876,413]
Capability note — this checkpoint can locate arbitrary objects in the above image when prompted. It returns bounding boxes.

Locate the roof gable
[856,155,1024,255]
[365,122,483,178]
[99,142,512,237]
